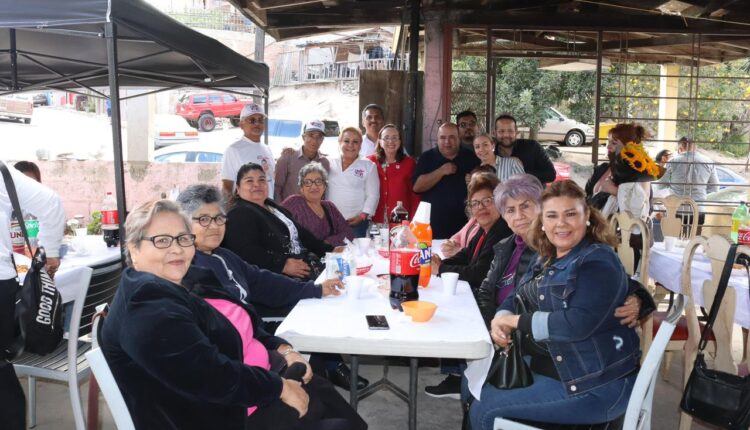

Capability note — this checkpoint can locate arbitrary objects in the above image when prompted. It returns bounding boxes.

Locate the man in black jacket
[494,114,556,184]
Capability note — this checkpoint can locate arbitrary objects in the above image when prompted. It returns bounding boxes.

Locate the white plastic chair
[493,294,686,430]
[86,308,136,430]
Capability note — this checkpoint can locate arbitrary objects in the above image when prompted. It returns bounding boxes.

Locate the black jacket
[223,198,333,275]
[100,267,286,430]
[438,218,512,294]
[476,235,537,328]
[510,139,556,184]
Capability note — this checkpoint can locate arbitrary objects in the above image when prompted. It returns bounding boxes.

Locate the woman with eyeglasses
[326,127,379,238]
[366,124,420,224]
[430,172,512,294]
[282,162,353,247]
[223,163,345,281]
[101,199,368,430]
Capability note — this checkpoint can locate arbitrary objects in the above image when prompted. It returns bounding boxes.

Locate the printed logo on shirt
[258,157,271,173]
[353,168,365,178]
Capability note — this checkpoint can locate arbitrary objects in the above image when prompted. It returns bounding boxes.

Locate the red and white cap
[303,120,325,134]
[240,103,266,119]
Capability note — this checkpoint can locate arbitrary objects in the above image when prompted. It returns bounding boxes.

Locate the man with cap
[221,103,276,201]
[456,110,481,152]
[274,120,331,202]
[360,104,385,158]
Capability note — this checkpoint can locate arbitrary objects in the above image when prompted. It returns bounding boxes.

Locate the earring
[541,226,545,231]
[586,220,591,227]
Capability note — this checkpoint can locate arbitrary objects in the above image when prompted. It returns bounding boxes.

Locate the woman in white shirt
[326,127,380,238]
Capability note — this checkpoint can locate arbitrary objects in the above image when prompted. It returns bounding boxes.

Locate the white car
[152,142,227,163]
[154,114,199,149]
[518,107,595,147]
[266,119,340,159]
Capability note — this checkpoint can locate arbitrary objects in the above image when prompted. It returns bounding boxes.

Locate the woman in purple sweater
[283,162,353,247]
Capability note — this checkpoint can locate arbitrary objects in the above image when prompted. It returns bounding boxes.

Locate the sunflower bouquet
[611,141,665,184]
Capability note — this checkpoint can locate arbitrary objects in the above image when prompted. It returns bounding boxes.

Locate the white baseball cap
[240,103,266,120]
[303,120,325,134]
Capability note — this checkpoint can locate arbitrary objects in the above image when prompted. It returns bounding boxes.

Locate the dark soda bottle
[101,192,120,247]
[389,201,409,231]
[389,221,419,311]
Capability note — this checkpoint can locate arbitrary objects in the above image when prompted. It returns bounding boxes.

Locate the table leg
[409,358,418,430]
[350,355,359,409]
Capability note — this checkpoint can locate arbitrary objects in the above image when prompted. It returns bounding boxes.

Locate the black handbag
[680,243,750,430]
[0,162,64,359]
[485,297,533,389]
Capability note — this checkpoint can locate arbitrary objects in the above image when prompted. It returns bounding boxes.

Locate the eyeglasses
[244,117,265,125]
[141,234,196,249]
[381,137,400,142]
[459,121,477,129]
[192,215,227,227]
[302,179,325,187]
[468,197,495,210]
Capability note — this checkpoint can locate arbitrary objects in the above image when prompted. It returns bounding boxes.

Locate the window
[196,152,223,163]
[222,94,236,103]
[209,95,222,104]
[192,95,207,104]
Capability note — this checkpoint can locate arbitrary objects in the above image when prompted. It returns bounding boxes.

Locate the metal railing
[273,57,409,86]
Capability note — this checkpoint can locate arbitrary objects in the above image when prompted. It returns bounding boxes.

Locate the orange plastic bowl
[401,301,437,322]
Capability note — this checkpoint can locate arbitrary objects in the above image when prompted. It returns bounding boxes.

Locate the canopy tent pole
[105,22,127,254]
[9,29,17,90]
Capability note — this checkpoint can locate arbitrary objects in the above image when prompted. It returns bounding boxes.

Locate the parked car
[154,114,200,148]
[175,92,251,132]
[715,165,748,189]
[265,118,340,159]
[0,94,33,124]
[152,142,228,163]
[518,107,595,147]
[32,93,49,107]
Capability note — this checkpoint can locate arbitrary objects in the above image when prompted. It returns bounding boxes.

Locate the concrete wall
[35,161,222,221]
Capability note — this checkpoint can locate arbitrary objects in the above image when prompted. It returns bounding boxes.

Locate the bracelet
[280,347,296,357]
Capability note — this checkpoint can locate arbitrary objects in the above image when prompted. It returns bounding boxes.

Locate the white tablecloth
[277,248,493,399]
[16,235,121,303]
[648,242,750,328]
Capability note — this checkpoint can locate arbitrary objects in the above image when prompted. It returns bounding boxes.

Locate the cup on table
[354,238,371,256]
[75,228,87,237]
[345,276,364,301]
[441,272,459,296]
[380,228,389,243]
[664,236,677,252]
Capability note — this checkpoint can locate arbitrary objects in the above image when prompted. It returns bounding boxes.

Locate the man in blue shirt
[413,123,480,238]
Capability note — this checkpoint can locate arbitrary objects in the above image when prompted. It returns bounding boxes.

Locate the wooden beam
[432,9,750,33]
[601,34,750,50]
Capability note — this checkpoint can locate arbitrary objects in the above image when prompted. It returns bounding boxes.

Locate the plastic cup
[354,238,371,256]
[441,272,459,295]
[75,228,87,237]
[345,276,364,301]
[664,236,677,252]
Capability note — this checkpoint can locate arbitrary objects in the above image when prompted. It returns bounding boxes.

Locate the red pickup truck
[175,92,250,132]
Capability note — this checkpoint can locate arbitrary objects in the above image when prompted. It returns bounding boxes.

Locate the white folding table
[275,254,492,430]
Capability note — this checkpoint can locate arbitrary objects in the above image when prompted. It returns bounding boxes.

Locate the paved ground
[19,343,744,430]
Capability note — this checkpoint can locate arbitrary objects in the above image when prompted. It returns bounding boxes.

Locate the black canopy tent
[0,0,269,247]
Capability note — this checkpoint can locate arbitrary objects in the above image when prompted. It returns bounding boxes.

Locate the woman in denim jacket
[469,180,640,429]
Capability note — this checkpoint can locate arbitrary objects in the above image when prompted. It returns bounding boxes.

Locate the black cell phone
[366,315,390,330]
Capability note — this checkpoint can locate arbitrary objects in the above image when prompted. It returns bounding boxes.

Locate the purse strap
[697,242,738,352]
[0,161,33,254]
